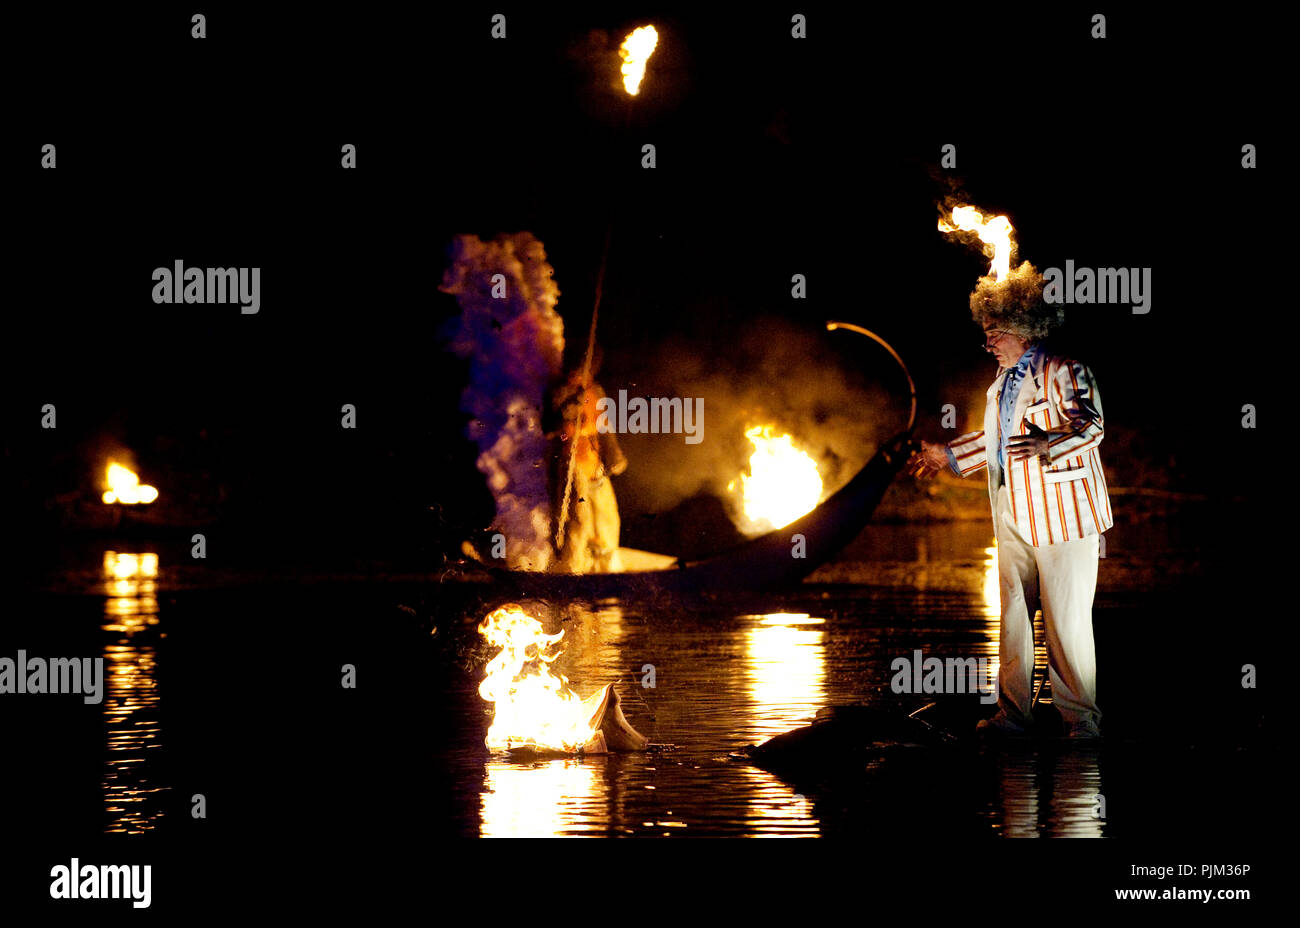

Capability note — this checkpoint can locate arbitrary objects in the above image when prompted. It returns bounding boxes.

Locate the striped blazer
[946,348,1113,545]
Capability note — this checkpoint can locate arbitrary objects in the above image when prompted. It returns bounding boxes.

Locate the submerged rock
[741,704,960,771]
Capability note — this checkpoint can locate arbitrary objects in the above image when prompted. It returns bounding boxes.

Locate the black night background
[2,3,1282,914]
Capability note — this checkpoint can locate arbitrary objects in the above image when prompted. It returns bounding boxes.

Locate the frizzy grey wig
[968,261,1064,340]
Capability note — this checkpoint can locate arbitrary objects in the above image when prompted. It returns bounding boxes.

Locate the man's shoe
[1065,719,1102,742]
[976,711,1032,738]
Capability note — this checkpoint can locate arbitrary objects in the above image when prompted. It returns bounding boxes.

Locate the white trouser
[993,484,1101,727]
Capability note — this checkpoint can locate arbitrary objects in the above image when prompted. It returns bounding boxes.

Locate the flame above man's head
[938,204,1016,282]
[939,202,1060,339]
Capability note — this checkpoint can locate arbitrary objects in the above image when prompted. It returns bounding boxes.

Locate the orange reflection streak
[479,758,603,838]
[742,613,825,835]
[982,543,1000,683]
[101,552,166,834]
[981,541,1050,706]
[743,613,827,742]
[735,764,820,837]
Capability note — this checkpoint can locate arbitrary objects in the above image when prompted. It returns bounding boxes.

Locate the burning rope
[554,221,613,550]
[555,29,657,556]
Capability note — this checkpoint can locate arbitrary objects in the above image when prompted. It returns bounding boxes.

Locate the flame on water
[102,462,158,505]
[939,205,1015,282]
[477,604,600,753]
[619,25,658,95]
[729,426,823,531]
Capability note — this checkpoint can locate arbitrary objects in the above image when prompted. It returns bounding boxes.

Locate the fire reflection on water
[101,552,167,834]
[744,613,827,741]
[743,613,826,835]
[979,542,1100,833]
[982,542,1050,702]
[982,544,1000,683]
[480,758,603,838]
[735,763,819,837]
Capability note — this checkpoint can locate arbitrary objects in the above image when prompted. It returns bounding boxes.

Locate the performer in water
[550,353,627,574]
[909,268,1111,740]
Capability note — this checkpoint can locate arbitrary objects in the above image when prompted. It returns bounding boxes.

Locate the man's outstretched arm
[946,429,988,476]
[911,430,985,478]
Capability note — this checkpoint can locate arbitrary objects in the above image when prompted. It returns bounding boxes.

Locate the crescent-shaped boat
[467,431,917,597]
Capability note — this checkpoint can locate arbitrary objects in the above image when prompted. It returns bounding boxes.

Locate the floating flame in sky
[939,205,1015,282]
[619,25,658,95]
[102,462,158,505]
[478,604,605,754]
[730,426,823,531]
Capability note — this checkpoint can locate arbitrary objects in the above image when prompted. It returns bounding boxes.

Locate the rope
[555,221,613,549]
[554,102,633,554]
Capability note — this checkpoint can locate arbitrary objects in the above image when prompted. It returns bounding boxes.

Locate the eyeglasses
[983,328,1014,346]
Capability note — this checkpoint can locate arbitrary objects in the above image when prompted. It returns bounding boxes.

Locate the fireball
[730,426,823,531]
[477,604,603,754]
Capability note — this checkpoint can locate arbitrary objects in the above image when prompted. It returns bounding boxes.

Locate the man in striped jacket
[911,283,1111,741]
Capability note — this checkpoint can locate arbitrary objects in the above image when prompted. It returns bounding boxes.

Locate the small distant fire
[619,25,658,95]
[730,426,823,531]
[102,462,158,506]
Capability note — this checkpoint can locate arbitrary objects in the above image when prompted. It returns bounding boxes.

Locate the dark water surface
[6,519,1272,849]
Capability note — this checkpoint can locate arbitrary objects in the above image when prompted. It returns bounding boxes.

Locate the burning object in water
[477,604,648,755]
[101,462,158,505]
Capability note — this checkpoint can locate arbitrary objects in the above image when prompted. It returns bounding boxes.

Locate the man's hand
[908,439,950,479]
[1007,422,1050,464]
